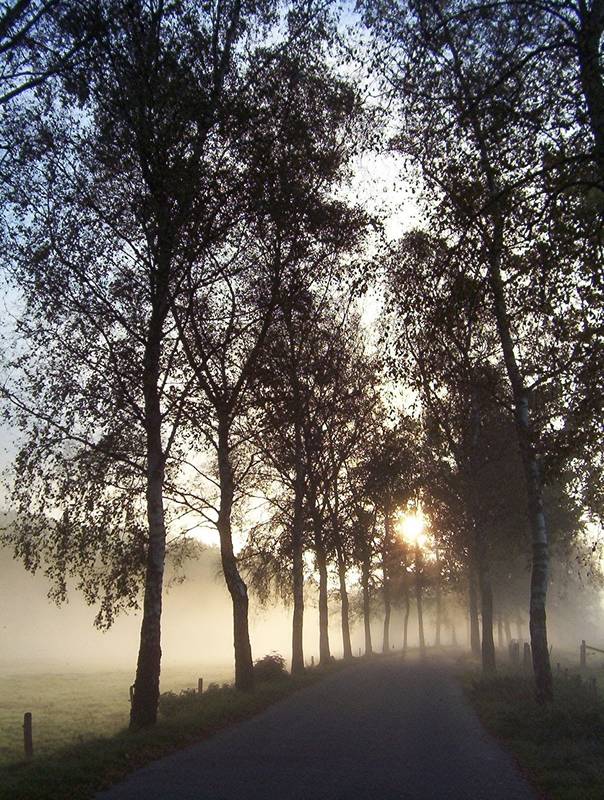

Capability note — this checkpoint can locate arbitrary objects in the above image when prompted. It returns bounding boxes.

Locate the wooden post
[129,684,135,704]
[311,656,314,667]
[197,678,203,695]
[580,640,587,669]
[23,712,33,759]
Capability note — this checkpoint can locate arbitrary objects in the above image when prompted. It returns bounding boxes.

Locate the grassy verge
[0,662,345,800]
[466,670,604,800]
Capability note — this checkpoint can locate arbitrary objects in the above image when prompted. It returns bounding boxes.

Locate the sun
[396,511,428,548]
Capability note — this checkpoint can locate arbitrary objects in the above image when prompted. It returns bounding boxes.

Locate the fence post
[580,640,587,669]
[198,678,203,695]
[23,712,33,759]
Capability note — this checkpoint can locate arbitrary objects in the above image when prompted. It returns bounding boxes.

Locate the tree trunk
[478,563,496,674]
[467,391,495,673]
[337,554,353,660]
[382,585,391,653]
[401,547,410,652]
[473,524,496,672]
[488,226,553,702]
[130,320,167,729]
[382,533,391,654]
[577,0,604,184]
[217,416,254,691]
[415,547,425,653]
[362,552,373,656]
[434,548,442,647]
[311,507,331,665]
[331,477,352,660]
[291,442,305,675]
[468,567,481,657]
[130,468,166,727]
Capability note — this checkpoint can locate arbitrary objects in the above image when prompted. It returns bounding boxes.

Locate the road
[97,656,537,800]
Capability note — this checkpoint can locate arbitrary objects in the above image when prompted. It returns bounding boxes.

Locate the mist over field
[0,544,294,674]
[2,541,602,677]
[0,543,370,675]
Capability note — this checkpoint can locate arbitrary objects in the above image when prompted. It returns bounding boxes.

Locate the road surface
[97,656,537,800]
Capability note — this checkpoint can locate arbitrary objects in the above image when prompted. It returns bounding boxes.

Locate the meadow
[0,660,339,800]
[0,664,234,766]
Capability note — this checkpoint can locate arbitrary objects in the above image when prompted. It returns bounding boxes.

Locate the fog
[0,544,382,677]
[2,542,602,681]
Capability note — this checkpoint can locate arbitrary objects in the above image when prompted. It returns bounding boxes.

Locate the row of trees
[0,0,374,726]
[362,0,604,702]
[0,0,602,726]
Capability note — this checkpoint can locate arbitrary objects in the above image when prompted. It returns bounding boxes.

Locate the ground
[96,655,536,800]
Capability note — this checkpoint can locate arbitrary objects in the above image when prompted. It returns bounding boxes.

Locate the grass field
[0,661,341,800]
[467,655,604,800]
[0,664,234,766]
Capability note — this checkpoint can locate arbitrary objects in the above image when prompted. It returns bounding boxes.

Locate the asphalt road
[97,656,537,800]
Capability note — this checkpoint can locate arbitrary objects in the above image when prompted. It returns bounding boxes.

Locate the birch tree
[1,0,275,726]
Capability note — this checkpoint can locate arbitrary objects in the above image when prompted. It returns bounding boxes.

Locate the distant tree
[241,285,318,675]
[358,422,418,653]
[350,503,378,656]
[382,229,505,672]
[295,304,377,664]
[320,325,381,660]
[172,43,370,686]
[242,292,378,667]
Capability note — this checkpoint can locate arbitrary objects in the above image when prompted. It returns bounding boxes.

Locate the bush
[253,652,287,682]
[158,687,199,717]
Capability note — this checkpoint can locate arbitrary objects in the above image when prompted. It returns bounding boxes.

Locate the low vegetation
[467,665,604,800]
[0,661,342,800]
[253,653,288,682]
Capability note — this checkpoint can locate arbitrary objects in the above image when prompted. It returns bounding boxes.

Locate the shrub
[158,688,200,717]
[253,652,287,682]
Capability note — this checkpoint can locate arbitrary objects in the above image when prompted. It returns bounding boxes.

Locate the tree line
[0,0,602,725]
